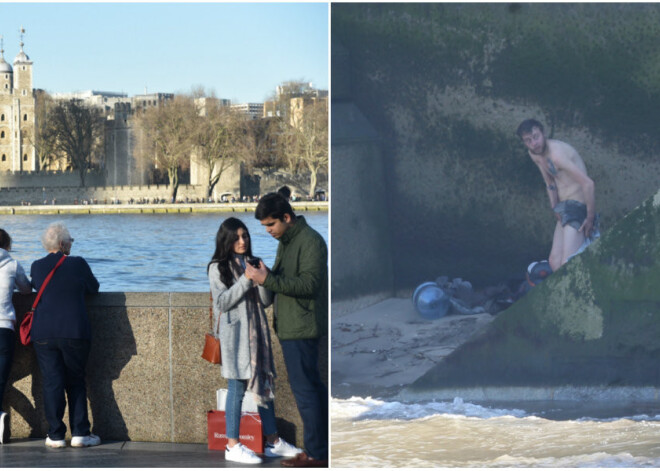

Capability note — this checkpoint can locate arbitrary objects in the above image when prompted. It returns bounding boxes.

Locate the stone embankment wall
[405,188,660,402]
[0,173,329,206]
[0,201,328,216]
[8,292,328,445]
[329,39,395,304]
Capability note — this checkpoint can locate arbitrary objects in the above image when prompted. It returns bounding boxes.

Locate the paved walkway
[0,439,287,468]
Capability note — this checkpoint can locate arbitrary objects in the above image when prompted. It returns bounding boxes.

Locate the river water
[332,396,660,467]
[1,211,327,292]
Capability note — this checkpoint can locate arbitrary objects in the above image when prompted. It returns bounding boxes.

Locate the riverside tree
[267,80,328,196]
[49,99,104,186]
[190,98,253,199]
[134,95,197,202]
[28,90,59,171]
[280,98,328,197]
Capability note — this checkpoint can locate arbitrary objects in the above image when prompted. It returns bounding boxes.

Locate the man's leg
[548,221,564,271]
[560,224,584,267]
[280,338,328,461]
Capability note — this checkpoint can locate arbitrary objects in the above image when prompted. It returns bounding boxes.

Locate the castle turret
[0,36,13,94]
[13,28,32,95]
[5,27,36,171]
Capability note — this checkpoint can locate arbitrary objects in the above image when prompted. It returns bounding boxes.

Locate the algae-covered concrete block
[408,188,660,398]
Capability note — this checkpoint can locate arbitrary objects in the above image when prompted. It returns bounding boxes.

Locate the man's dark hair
[278,185,291,200]
[0,229,11,250]
[255,190,296,221]
[516,119,544,139]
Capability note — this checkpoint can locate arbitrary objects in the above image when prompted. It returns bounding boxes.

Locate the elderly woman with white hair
[30,222,100,449]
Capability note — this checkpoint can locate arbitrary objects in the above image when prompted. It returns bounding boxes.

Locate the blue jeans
[33,338,91,440]
[225,378,277,441]
[0,328,15,410]
[280,338,328,460]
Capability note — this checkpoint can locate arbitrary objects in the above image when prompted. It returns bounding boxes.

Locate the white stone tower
[0,27,36,171]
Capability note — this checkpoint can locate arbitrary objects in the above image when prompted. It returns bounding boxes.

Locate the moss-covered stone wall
[332,3,660,292]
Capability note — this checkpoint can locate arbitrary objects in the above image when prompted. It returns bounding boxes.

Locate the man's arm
[248,238,326,299]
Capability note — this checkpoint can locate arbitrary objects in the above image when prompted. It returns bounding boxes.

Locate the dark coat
[30,252,99,341]
[262,216,328,340]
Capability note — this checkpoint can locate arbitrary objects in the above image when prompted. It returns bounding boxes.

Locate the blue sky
[0,2,328,103]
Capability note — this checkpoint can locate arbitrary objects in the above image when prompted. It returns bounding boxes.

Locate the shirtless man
[517,119,596,271]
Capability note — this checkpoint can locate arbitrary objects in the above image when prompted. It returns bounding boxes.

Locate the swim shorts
[553,199,587,230]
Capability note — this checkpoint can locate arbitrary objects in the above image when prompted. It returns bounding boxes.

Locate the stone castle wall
[0,170,106,188]
[0,183,207,205]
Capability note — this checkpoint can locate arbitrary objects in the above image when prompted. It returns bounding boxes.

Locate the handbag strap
[209,292,221,332]
[31,255,67,310]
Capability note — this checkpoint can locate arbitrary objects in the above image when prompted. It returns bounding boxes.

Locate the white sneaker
[225,442,262,464]
[265,438,303,457]
[45,436,66,448]
[0,412,9,444]
[71,434,101,447]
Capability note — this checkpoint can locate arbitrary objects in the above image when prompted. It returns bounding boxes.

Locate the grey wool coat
[208,262,274,380]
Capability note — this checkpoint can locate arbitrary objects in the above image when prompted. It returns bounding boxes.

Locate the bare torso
[529,139,588,204]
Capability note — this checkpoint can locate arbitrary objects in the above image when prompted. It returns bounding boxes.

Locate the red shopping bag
[207,410,264,453]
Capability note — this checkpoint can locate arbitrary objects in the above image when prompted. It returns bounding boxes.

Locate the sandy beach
[331,296,494,399]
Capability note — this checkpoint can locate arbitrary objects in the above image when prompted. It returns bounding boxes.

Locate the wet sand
[331,297,494,399]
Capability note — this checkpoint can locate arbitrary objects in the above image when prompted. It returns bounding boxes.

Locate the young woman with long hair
[207,217,301,464]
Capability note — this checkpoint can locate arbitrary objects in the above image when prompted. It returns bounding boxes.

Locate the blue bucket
[412,282,450,320]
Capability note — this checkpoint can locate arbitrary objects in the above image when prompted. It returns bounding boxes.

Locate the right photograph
[330,3,660,467]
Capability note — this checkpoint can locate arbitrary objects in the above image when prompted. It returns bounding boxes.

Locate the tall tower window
[23,114,28,121]
[1,154,5,161]
[0,131,4,138]
[22,90,27,96]
[23,154,27,161]
[1,114,4,121]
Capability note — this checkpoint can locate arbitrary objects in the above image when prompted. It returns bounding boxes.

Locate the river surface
[1,211,327,292]
[332,396,660,467]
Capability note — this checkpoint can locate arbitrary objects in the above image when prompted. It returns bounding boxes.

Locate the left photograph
[0,2,328,468]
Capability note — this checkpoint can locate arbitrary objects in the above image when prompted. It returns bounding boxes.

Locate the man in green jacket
[247,191,328,467]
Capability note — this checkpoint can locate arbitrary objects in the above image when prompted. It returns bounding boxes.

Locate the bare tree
[27,90,60,171]
[50,99,103,186]
[134,95,196,202]
[250,117,282,169]
[280,99,328,196]
[191,101,252,199]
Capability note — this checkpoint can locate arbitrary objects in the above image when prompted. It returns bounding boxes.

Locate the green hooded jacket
[262,216,328,340]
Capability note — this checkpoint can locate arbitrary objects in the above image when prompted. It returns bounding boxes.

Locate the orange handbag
[201,293,222,364]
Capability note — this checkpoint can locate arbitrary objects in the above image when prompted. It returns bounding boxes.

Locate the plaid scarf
[233,257,276,406]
